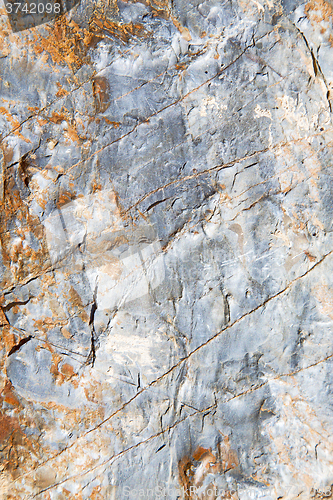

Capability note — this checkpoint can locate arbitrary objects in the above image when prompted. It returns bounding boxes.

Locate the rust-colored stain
[1,143,14,165]
[304,250,316,262]
[61,326,72,339]
[0,381,45,481]
[50,352,64,384]
[1,0,331,496]
[90,485,104,500]
[178,438,239,498]
[90,179,103,192]
[103,118,121,128]
[0,308,9,326]
[31,17,97,70]
[56,190,77,208]
[305,0,333,45]
[84,380,104,404]
[0,107,31,142]
[46,111,84,143]
[65,286,89,323]
[92,76,110,113]
[0,163,49,289]
[175,62,188,71]
[0,320,16,357]
[0,412,19,442]
[29,12,148,72]
[89,16,147,44]
[1,380,20,407]
[305,0,333,23]
[48,111,68,124]
[55,82,70,98]
[33,317,58,335]
[50,354,78,387]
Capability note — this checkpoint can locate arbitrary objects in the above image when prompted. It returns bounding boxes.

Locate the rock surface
[1,0,333,498]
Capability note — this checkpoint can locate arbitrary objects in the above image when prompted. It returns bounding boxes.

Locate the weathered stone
[1,0,333,498]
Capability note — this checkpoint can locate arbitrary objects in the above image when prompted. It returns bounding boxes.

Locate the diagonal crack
[0,29,230,147]
[14,246,333,491]
[125,127,333,214]
[86,282,98,367]
[292,20,332,112]
[31,347,333,497]
[62,46,250,177]
[1,297,33,312]
[7,335,33,357]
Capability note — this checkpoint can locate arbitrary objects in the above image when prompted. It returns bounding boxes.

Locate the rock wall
[1,0,333,498]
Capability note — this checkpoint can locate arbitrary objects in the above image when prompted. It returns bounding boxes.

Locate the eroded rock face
[0,0,333,498]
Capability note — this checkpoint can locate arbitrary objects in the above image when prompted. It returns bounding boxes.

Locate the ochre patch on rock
[179,438,239,498]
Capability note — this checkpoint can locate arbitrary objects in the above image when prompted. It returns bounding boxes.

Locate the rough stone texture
[0,0,333,498]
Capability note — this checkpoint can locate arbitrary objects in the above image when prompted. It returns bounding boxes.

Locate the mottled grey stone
[1,0,333,498]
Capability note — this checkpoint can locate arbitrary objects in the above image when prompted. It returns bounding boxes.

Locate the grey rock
[0,0,333,498]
